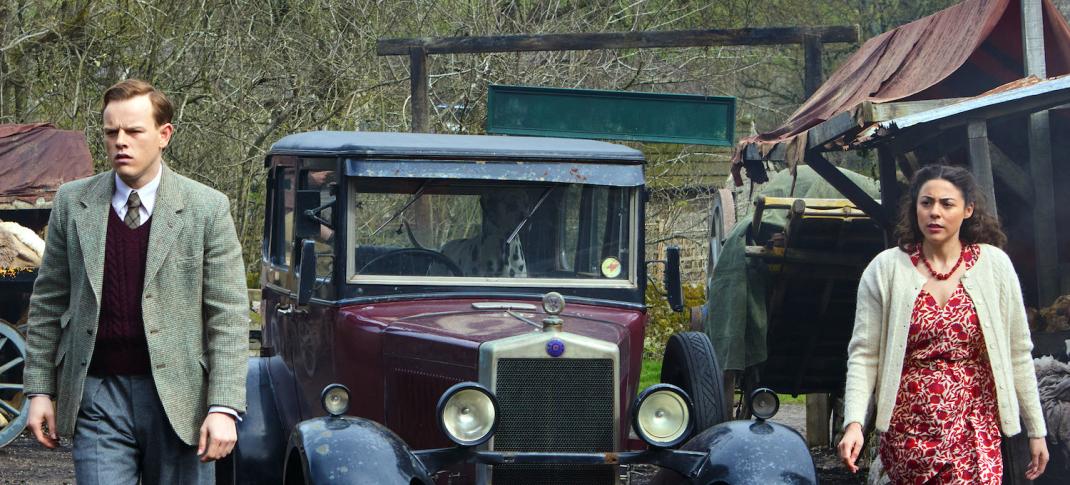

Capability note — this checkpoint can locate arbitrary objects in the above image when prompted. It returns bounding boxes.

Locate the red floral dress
[879,244,1002,484]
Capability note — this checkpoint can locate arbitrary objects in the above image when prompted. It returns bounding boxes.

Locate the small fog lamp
[749,388,780,420]
[437,382,498,447]
[632,384,694,448]
[320,384,351,417]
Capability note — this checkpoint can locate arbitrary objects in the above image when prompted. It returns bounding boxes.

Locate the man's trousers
[73,374,214,484]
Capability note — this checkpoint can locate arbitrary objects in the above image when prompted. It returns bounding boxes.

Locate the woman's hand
[1025,437,1049,480]
[837,422,865,473]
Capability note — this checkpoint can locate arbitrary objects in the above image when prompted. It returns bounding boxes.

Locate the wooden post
[877,146,899,246]
[1022,0,1060,306]
[803,33,823,98]
[409,47,430,133]
[967,120,998,218]
[806,393,831,447]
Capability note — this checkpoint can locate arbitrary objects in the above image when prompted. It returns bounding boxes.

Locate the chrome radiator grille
[492,358,615,484]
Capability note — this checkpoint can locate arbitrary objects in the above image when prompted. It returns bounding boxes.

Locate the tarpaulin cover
[734,0,1070,176]
[704,166,880,371]
[0,124,94,204]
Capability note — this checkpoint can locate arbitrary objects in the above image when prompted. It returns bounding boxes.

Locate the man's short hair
[102,79,174,127]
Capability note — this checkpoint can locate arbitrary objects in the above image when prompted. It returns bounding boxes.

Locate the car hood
[340,297,643,345]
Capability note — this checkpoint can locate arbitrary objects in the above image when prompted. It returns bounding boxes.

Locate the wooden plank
[855,98,966,124]
[744,245,874,267]
[806,111,858,149]
[1022,0,1059,307]
[989,141,1034,202]
[877,146,899,245]
[803,34,823,97]
[806,393,831,448]
[967,120,998,218]
[409,48,430,133]
[804,151,893,229]
[378,26,860,56]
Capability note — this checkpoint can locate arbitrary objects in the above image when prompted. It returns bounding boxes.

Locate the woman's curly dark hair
[894,164,1006,251]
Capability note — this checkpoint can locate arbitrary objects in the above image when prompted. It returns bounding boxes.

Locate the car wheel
[660,332,726,435]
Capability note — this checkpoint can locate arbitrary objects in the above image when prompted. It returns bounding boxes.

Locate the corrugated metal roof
[268,130,645,163]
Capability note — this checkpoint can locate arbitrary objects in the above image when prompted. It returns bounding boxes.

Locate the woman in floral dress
[837,165,1048,483]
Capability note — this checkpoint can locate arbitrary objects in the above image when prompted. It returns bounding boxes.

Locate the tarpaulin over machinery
[0,124,94,207]
[705,166,880,372]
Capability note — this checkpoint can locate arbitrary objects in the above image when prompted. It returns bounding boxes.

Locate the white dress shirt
[112,167,161,225]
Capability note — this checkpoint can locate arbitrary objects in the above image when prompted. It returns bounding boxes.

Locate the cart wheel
[0,320,28,448]
[708,189,736,270]
[660,332,726,435]
[732,366,759,420]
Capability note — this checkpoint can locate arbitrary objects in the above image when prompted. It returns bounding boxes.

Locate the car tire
[660,331,726,435]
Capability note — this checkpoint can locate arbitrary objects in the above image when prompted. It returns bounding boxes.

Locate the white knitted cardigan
[843,244,1046,438]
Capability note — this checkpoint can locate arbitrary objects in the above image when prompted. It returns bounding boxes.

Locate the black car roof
[267,131,645,163]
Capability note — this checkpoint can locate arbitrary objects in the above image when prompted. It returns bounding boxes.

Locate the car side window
[299,169,337,280]
[270,167,296,268]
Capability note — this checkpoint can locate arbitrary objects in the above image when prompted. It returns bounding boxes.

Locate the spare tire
[660,332,726,435]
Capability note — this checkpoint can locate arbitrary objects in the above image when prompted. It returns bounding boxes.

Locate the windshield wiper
[505,186,554,245]
[371,180,428,238]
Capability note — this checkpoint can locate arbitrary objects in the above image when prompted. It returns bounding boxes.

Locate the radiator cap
[542,292,565,331]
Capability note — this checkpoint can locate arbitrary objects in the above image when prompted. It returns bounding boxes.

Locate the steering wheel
[358,248,464,277]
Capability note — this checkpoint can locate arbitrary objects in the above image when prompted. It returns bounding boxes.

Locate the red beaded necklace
[920,247,965,280]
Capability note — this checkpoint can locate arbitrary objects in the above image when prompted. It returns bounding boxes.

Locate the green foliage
[644,282,706,360]
[0,0,962,273]
[639,358,662,393]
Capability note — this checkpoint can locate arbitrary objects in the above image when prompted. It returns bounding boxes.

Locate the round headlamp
[437,382,498,447]
[749,388,780,420]
[320,384,351,417]
[632,384,694,448]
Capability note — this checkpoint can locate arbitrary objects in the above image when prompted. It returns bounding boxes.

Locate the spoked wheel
[0,320,28,448]
[731,366,759,419]
[708,188,736,270]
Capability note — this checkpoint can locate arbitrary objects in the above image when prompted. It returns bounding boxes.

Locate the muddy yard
[0,402,865,484]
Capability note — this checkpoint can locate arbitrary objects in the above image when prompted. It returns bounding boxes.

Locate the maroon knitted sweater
[88,208,153,376]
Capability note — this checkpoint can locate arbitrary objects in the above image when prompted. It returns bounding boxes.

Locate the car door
[261,163,305,432]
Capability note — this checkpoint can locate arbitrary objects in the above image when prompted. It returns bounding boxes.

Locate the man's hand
[27,395,58,449]
[837,422,865,474]
[197,412,237,462]
[1025,437,1049,480]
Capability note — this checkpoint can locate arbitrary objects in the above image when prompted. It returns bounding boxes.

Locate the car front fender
[651,419,816,485]
[285,416,434,485]
[690,419,816,485]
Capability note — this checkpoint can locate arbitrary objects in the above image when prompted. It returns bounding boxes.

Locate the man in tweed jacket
[23,79,248,483]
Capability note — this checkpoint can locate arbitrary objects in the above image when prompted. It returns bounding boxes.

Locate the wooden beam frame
[967,120,998,217]
[804,150,892,230]
[380,25,858,133]
[1022,0,1061,306]
[854,98,966,124]
[378,26,859,55]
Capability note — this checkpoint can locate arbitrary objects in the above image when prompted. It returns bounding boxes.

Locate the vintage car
[225,131,816,484]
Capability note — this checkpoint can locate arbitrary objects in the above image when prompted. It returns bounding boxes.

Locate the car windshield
[348,178,635,285]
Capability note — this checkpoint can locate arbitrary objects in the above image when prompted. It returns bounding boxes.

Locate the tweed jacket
[23,166,249,446]
[843,244,1046,438]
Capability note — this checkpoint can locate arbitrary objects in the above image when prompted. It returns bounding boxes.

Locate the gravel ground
[0,403,866,484]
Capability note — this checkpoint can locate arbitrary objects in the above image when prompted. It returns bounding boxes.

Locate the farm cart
[702,166,885,440]
[0,124,93,447]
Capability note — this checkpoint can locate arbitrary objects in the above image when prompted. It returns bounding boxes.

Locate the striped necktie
[125,191,142,228]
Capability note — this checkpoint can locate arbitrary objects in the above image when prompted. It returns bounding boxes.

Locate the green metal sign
[486,85,735,146]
